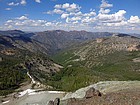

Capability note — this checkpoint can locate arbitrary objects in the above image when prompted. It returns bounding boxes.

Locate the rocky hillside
[53,34,140,68]
[51,35,140,91]
[0,34,61,96]
[73,34,140,68]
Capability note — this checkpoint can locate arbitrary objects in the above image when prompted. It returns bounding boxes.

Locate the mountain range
[0,30,140,95]
[0,30,114,54]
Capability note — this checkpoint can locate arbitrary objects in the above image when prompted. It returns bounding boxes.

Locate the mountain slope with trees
[51,35,140,91]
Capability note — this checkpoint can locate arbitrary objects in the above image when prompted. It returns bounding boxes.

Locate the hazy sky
[0,0,140,33]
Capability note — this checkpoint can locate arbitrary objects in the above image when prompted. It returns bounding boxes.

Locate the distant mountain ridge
[0,30,35,37]
[32,30,114,54]
[0,30,114,54]
[1,30,137,55]
[0,34,48,55]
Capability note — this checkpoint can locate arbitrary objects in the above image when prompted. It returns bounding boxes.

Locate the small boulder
[54,98,60,105]
[84,87,102,99]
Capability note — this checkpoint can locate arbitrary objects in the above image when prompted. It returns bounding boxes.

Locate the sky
[0,0,140,33]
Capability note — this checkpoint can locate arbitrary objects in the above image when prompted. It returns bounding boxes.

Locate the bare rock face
[1,49,16,55]
[84,87,102,99]
[127,44,140,51]
[96,38,104,43]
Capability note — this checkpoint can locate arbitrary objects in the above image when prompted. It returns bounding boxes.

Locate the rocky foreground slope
[2,81,139,105]
[60,81,140,105]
